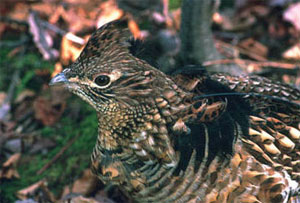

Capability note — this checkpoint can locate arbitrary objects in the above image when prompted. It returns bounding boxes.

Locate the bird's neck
[90,85,194,185]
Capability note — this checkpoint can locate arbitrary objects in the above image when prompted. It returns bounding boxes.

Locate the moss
[0,48,16,91]
[0,47,54,93]
[1,104,97,201]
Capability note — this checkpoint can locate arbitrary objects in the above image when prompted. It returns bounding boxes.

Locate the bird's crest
[79,19,132,60]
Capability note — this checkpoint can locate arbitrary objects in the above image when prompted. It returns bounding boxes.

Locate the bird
[50,20,300,202]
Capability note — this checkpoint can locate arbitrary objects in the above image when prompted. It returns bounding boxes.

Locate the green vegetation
[169,0,182,10]
[0,49,53,93]
[0,47,98,202]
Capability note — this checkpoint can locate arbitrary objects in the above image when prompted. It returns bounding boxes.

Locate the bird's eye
[94,75,110,87]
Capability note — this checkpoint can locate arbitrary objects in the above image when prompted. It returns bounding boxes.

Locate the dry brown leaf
[33,85,68,126]
[30,2,56,18]
[283,2,300,31]
[246,63,261,73]
[17,179,56,202]
[213,12,223,24]
[62,169,99,197]
[0,166,20,179]
[96,0,124,28]
[52,62,63,78]
[295,74,300,87]
[0,23,6,38]
[67,196,100,203]
[167,8,181,31]
[60,35,87,65]
[128,19,142,39]
[218,13,256,31]
[0,153,21,179]
[17,180,45,200]
[6,3,30,22]
[0,92,7,106]
[237,38,268,61]
[215,40,240,59]
[15,90,35,104]
[33,94,66,126]
[282,43,300,60]
[48,5,94,34]
[40,181,57,202]
[48,5,65,25]
[94,190,116,203]
[3,153,20,167]
[282,74,292,84]
[238,38,268,57]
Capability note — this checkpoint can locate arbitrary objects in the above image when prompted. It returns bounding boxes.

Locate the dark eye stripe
[89,86,114,99]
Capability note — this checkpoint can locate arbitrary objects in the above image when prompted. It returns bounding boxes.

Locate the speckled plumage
[51,20,300,202]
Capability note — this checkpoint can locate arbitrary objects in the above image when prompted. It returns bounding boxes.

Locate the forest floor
[0,0,299,202]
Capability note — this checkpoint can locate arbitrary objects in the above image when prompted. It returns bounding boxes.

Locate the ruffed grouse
[50,20,300,202]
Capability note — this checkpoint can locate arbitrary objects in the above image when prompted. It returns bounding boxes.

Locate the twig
[40,20,85,45]
[28,11,59,60]
[1,15,85,45]
[215,40,268,62]
[203,58,299,70]
[37,134,80,175]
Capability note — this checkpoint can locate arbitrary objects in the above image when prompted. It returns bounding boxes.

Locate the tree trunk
[179,0,244,74]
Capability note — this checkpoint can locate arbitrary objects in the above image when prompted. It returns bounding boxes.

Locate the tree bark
[179,0,244,74]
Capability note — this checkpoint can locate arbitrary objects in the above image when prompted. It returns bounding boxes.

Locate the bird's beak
[49,72,69,86]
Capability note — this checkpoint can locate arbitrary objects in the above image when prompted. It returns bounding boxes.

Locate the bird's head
[50,20,181,167]
[50,20,174,113]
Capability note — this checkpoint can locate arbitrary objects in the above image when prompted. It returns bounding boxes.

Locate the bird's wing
[171,70,300,201]
[210,73,300,180]
[172,70,300,180]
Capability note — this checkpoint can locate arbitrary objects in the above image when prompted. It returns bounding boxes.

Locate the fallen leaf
[30,2,56,18]
[213,12,223,24]
[60,34,87,65]
[33,95,65,126]
[238,38,268,58]
[282,43,300,60]
[128,19,142,39]
[17,180,56,202]
[15,90,36,104]
[283,2,300,31]
[167,8,181,31]
[3,153,21,167]
[17,180,44,200]
[66,196,100,203]
[0,92,7,106]
[96,0,124,29]
[218,12,256,31]
[51,62,63,78]
[6,2,30,22]
[48,4,94,34]
[62,169,99,197]
[0,153,21,179]
[0,167,20,179]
